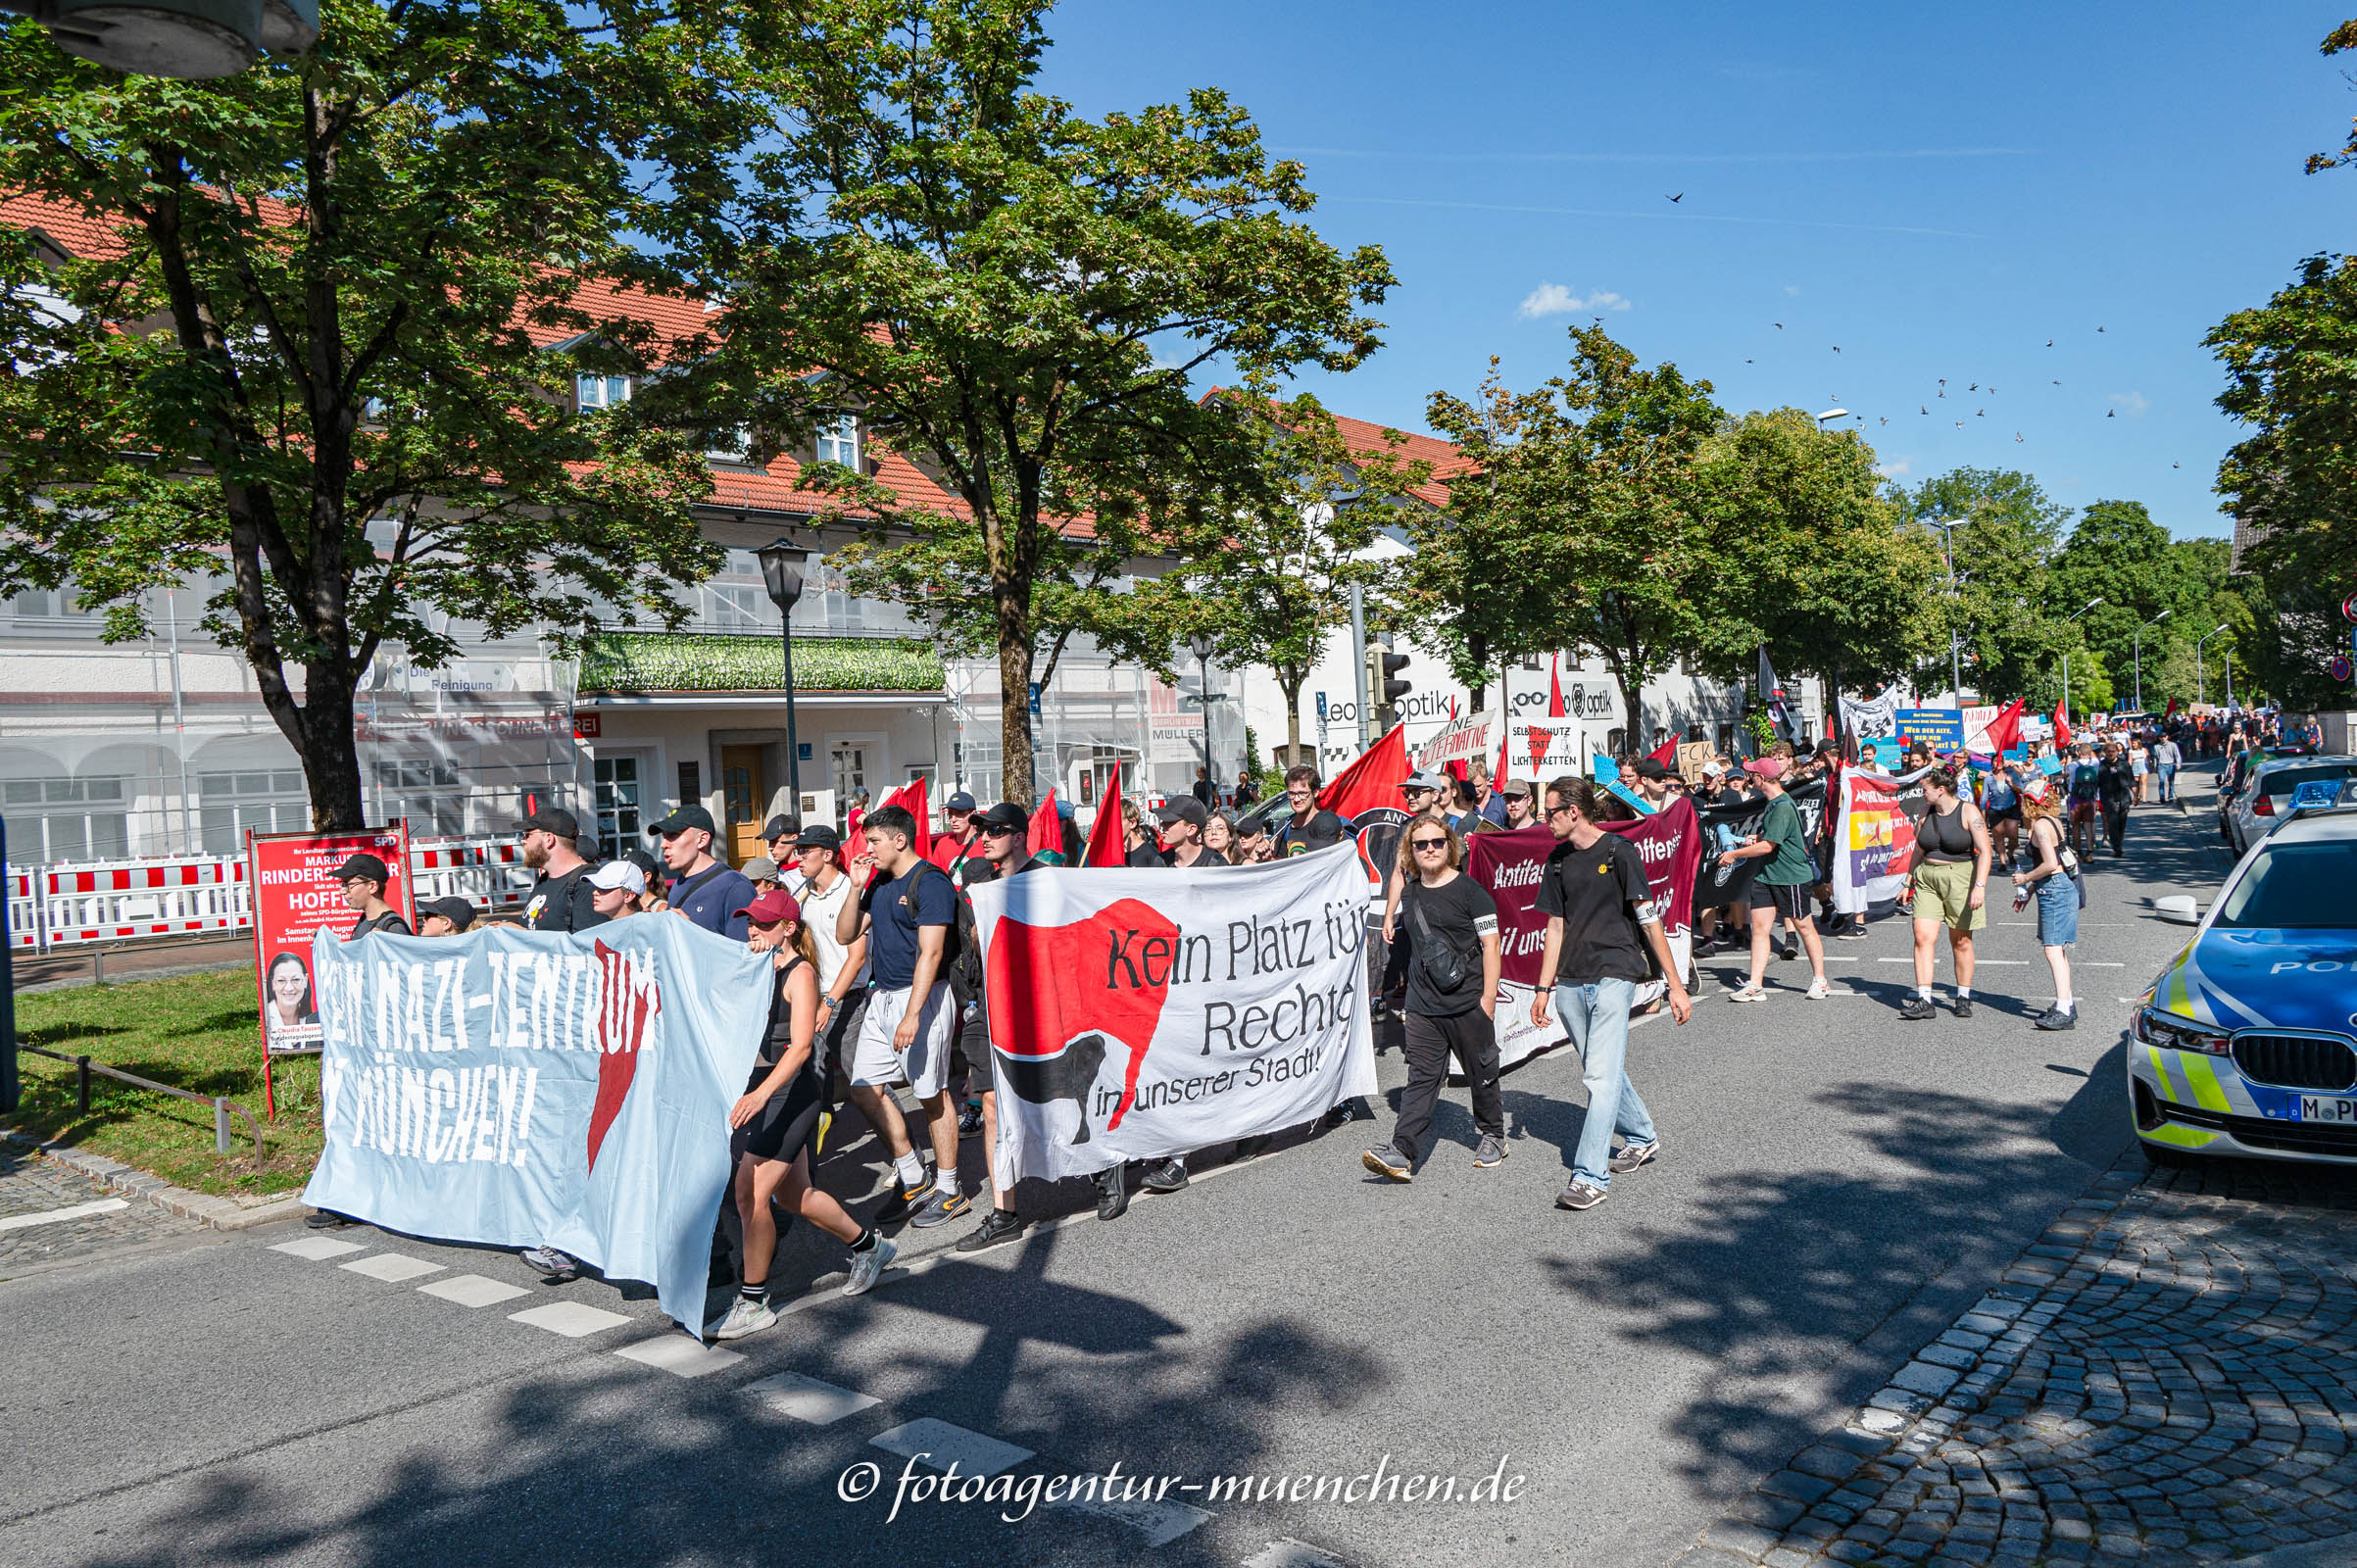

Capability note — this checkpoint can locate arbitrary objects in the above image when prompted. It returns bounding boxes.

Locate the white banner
[1841,691,1901,743]
[1413,710,1497,772]
[1499,718,1585,784]
[968,847,1378,1181]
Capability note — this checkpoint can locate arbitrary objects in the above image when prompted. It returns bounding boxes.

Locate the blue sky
[1041,3,2357,540]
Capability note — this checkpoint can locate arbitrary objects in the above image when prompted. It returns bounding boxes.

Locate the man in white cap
[585,858,645,922]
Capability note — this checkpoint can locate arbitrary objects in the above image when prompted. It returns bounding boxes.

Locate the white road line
[870,1417,1034,1477]
[341,1253,445,1283]
[2086,961,2127,967]
[1973,959,2029,965]
[270,1236,368,1261]
[743,1370,883,1425]
[0,1198,129,1233]
[1050,1490,1213,1546]
[417,1273,531,1308]
[509,1301,633,1338]
[614,1336,745,1378]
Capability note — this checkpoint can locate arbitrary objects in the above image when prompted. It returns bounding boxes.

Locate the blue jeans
[1552,978,1655,1189]
[2156,764,2177,803]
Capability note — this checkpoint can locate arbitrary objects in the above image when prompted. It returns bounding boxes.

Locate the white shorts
[851,982,954,1098]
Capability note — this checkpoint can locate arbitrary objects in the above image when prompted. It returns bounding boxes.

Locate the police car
[2217,754,2357,858]
[2130,777,2357,1168]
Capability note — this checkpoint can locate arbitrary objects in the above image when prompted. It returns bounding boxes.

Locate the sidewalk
[1676,1153,2357,1568]
[11,934,251,994]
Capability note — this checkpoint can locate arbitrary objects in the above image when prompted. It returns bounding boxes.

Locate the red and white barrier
[409,839,535,911]
[7,867,41,952]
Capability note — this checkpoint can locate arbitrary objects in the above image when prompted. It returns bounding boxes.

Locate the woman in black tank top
[1897,766,1991,1022]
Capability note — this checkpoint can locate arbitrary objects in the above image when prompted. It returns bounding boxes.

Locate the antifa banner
[1833,765,1935,914]
[1466,797,1702,1071]
[301,919,771,1330]
[1693,779,1828,911]
[1841,691,1900,745]
[968,846,1378,1181]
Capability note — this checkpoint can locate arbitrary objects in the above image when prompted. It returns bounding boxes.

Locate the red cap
[735,888,802,925]
[1744,758,1789,780]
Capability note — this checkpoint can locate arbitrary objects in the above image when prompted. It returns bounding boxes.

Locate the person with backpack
[947,803,1051,1252]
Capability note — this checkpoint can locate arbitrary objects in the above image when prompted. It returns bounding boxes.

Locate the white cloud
[1784,283,1802,296]
[2109,391,2149,416]
[1518,282,1632,318]
[1876,458,1912,478]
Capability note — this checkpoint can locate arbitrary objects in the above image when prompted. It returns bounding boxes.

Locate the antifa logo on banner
[1695,779,1827,906]
[585,939,663,1172]
[1353,806,1411,884]
[985,898,1180,1140]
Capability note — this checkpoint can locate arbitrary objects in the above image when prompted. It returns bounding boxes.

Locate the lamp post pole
[2195,624,2228,707]
[1188,634,1217,800]
[1930,516,1964,703]
[2133,609,2172,713]
[757,543,808,802]
[2062,597,2104,728]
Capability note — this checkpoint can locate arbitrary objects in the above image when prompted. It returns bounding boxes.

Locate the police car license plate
[2295,1096,2357,1123]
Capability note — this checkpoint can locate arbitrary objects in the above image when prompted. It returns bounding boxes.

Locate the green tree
[1895,467,2078,706]
[710,0,1393,806]
[0,0,760,829]
[1416,325,1725,736]
[2047,500,2223,710]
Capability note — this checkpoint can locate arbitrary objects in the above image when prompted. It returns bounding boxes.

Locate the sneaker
[1777,939,1799,962]
[1093,1165,1129,1221]
[1727,984,1769,1004]
[707,1297,778,1343]
[1608,1139,1660,1174]
[1953,997,1975,1019]
[874,1172,935,1225]
[956,1207,1025,1252]
[843,1235,897,1296]
[521,1246,579,1281]
[1837,921,1870,941]
[1555,1178,1608,1211]
[1139,1157,1189,1194]
[304,1209,356,1230]
[1897,995,1936,1021]
[1361,1144,1413,1182]
[909,1189,971,1229]
[1804,978,1833,1001]
[2035,1006,2078,1032]
[1472,1134,1508,1168]
[957,1102,983,1140]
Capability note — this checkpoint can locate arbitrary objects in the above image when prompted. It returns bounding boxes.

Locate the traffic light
[1368,638,1411,729]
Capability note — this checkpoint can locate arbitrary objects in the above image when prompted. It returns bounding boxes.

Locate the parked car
[2219,755,2357,858]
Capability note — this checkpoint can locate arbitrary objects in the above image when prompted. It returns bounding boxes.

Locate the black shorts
[1747,881,1812,920]
[1986,803,2021,824]
[736,1069,824,1164]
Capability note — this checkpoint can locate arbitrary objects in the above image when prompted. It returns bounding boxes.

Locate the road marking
[417,1273,531,1308]
[744,1370,883,1425]
[2086,961,2126,967]
[1050,1489,1213,1546]
[615,1336,745,1378]
[1244,1542,1352,1568]
[1973,959,2028,965]
[270,1236,368,1261]
[0,1198,129,1233]
[870,1417,1034,1477]
[341,1253,445,1283]
[509,1301,633,1338]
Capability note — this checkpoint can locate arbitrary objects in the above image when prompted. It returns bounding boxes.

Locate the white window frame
[814,415,859,468]
[575,373,633,411]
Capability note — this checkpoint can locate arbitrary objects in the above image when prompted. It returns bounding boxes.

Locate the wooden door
[720,745,767,865]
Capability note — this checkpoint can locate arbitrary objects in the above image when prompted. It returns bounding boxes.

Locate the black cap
[624,847,664,882]
[1154,798,1208,830]
[523,806,579,839]
[793,822,843,852]
[945,791,978,812]
[762,813,798,843]
[648,804,716,837]
[975,802,1028,835]
[332,853,390,886]
[417,896,476,932]
[1632,759,1670,782]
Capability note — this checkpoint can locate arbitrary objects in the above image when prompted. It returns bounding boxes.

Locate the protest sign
[1893,709,1966,755]
[1467,798,1700,1070]
[1675,741,1716,784]
[1413,711,1497,774]
[302,918,771,1330]
[1841,691,1901,744]
[1500,717,1584,784]
[968,846,1378,1182]
[1693,778,1828,911]
[1832,765,1935,914]
[1961,705,1999,755]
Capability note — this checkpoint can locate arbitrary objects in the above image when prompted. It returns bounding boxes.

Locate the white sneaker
[1727,985,1769,1004]
[843,1236,897,1297]
[1804,978,1833,1001]
[707,1297,778,1342]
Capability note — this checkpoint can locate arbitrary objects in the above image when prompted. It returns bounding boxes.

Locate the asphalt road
[0,774,2237,1568]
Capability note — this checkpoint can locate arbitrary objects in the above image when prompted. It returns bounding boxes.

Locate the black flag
[1758,649,1797,744]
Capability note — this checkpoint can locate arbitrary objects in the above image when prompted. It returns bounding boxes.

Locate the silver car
[2220,756,2357,858]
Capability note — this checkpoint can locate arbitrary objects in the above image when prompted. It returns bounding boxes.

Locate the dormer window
[815,415,859,468]
[576,374,632,412]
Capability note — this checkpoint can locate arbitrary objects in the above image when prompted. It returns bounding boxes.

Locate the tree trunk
[300,665,368,830]
[996,613,1037,809]
[1279,666,1305,765]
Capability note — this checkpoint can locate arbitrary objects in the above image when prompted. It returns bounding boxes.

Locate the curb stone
[0,1131,307,1232]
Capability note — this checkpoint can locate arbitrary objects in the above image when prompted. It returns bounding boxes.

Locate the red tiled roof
[1324,409,1473,507]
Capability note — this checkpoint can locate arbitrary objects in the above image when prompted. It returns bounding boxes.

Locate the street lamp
[756,542,807,801]
[2195,623,2229,707]
[24,0,318,77]
[1187,633,1217,800]
[1927,516,1967,703]
[2061,597,2103,727]
[1814,408,1849,427]
[2132,609,2172,712]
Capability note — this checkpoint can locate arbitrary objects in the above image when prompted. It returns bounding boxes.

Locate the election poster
[967,845,1379,1182]
[1832,765,1935,914]
[1693,778,1829,912]
[1467,798,1702,1070]
[251,825,414,1116]
[301,918,771,1330]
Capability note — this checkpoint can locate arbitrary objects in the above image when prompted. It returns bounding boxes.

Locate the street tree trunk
[1278,664,1306,766]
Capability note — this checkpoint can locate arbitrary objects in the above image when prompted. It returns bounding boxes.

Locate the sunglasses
[982,823,1022,837]
[1409,836,1449,851]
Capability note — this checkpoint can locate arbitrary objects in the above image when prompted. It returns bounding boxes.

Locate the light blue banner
[302,918,771,1328]
[1893,708,1965,754]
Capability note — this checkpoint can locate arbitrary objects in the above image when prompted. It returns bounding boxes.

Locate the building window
[593,756,643,858]
[5,583,96,621]
[372,758,465,837]
[198,768,308,855]
[3,776,129,864]
[711,583,764,631]
[575,373,632,412]
[707,425,752,462]
[815,415,859,468]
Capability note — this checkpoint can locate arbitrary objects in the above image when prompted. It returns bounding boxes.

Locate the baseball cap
[523,806,579,839]
[1403,770,1449,795]
[762,813,798,843]
[1744,758,1789,781]
[332,852,390,885]
[740,856,781,883]
[1632,759,1670,782]
[417,896,477,931]
[1700,759,1727,778]
[624,847,664,883]
[944,791,978,813]
[735,888,802,925]
[794,823,843,853]
[648,804,716,837]
[586,860,646,895]
[975,802,1029,835]
[1499,776,1534,797]
[1154,798,1208,830]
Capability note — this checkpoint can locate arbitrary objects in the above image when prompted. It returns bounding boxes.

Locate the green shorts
[1914,859,1987,933]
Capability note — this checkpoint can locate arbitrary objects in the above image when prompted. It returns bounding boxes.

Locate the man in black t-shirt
[335,854,412,939]
[1271,764,1347,857]
[1154,799,1226,868]
[517,807,606,934]
[1362,822,1504,1182]
[1531,776,1691,1213]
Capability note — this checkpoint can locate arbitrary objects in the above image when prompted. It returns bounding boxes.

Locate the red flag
[1647,735,1681,768]
[1083,761,1127,867]
[2165,697,2180,718]
[1317,724,1410,819]
[1984,699,2024,756]
[1028,789,1062,862]
[2052,699,2072,752]
[1547,655,1568,718]
[845,776,931,865]
[1494,714,1511,786]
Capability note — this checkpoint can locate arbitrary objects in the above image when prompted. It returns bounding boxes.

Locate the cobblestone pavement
[1679,1154,2357,1568]
[0,1147,197,1276]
